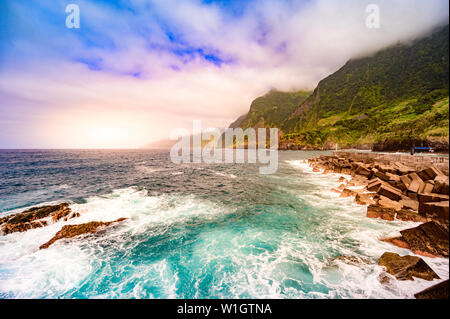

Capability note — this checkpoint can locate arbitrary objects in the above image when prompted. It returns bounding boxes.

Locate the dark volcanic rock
[415,280,449,299]
[1,203,74,235]
[419,201,449,222]
[400,221,449,257]
[367,204,396,221]
[378,252,440,281]
[381,237,410,249]
[396,209,428,223]
[433,175,449,195]
[39,218,127,249]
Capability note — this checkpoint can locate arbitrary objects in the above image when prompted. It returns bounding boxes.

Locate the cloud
[0,0,448,148]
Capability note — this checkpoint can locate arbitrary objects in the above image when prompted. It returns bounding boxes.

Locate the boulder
[418,201,449,222]
[367,204,396,221]
[394,162,415,175]
[406,192,419,201]
[415,280,449,299]
[433,175,449,195]
[355,193,376,206]
[378,252,440,281]
[372,168,390,182]
[1,203,74,235]
[367,179,383,192]
[399,197,419,211]
[381,236,410,249]
[355,165,372,178]
[340,188,360,198]
[417,166,445,181]
[341,168,352,175]
[386,172,401,183]
[407,173,425,193]
[419,181,435,194]
[39,218,127,249]
[400,221,449,257]
[418,193,449,204]
[377,184,402,201]
[396,209,427,223]
[350,175,370,186]
[378,196,403,211]
[400,175,412,189]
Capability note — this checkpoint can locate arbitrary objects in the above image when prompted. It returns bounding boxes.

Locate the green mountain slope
[283,24,449,150]
[238,89,311,129]
[231,25,449,151]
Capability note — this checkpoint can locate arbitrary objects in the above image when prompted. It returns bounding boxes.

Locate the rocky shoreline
[307,152,449,299]
[0,203,127,249]
[279,137,450,153]
[0,151,448,298]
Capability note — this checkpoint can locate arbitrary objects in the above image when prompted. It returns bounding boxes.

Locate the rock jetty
[307,152,449,298]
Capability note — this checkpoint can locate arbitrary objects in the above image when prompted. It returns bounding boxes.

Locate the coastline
[305,151,449,298]
[0,149,448,298]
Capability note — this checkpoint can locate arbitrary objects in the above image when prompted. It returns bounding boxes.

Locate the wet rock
[367,204,396,221]
[417,166,445,181]
[406,173,425,193]
[396,209,428,223]
[418,201,449,222]
[415,280,449,299]
[400,221,449,257]
[350,175,370,186]
[400,175,412,190]
[399,197,419,211]
[381,236,410,249]
[418,193,449,204]
[330,188,341,194]
[355,193,376,205]
[419,181,435,194]
[367,178,383,192]
[394,162,415,175]
[433,175,449,195]
[406,192,419,201]
[377,184,402,201]
[39,218,127,249]
[355,165,372,178]
[340,188,360,198]
[377,196,403,211]
[372,168,390,182]
[1,203,73,235]
[378,252,439,281]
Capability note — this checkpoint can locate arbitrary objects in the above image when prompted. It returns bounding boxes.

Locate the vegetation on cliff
[231,25,449,150]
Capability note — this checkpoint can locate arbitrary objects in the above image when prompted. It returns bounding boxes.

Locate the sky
[0,0,448,148]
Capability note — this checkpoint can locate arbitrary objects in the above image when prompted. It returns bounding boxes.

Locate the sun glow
[84,125,126,148]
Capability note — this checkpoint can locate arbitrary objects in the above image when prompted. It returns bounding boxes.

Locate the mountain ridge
[229,24,449,152]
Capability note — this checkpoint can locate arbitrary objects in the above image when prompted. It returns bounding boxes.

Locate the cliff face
[231,25,449,152]
[237,89,311,130]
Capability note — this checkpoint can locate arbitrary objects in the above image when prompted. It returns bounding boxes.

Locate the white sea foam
[283,158,449,299]
[1,158,448,299]
[0,187,231,298]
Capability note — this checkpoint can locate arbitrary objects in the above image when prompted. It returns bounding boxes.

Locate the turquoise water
[0,150,448,298]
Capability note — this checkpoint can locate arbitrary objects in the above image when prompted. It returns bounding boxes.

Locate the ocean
[0,149,448,298]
